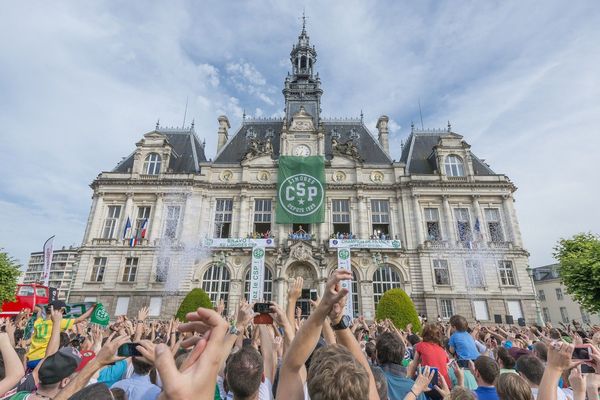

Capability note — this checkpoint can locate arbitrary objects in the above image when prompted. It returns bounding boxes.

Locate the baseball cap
[49,300,67,310]
[39,347,82,384]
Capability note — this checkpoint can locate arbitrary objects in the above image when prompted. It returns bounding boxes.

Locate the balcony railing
[92,238,117,245]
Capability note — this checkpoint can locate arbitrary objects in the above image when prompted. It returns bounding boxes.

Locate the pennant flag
[122,217,132,240]
[90,303,110,327]
[42,235,55,287]
[140,219,148,239]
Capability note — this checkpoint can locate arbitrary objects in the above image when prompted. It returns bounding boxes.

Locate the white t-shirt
[531,386,569,400]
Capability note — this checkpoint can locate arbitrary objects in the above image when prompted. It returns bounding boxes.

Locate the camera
[253,303,271,314]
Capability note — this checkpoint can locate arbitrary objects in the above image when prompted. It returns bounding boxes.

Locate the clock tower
[281,18,325,157]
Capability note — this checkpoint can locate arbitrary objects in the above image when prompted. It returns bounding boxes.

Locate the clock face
[294,145,311,157]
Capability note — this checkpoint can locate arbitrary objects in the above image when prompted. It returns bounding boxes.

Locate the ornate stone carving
[291,243,312,261]
[243,138,273,160]
[370,171,384,183]
[332,171,346,182]
[257,170,271,182]
[332,138,363,162]
[220,170,233,182]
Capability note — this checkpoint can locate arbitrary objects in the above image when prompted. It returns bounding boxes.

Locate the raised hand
[137,306,149,322]
[50,306,63,324]
[154,308,229,400]
[411,366,436,396]
[216,298,225,316]
[95,334,129,366]
[288,276,303,301]
[236,300,256,330]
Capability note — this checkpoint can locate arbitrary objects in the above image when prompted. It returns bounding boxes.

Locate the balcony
[92,238,118,245]
[488,241,513,249]
[423,240,450,249]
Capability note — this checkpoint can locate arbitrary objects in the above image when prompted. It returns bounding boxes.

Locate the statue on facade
[243,137,274,160]
[332,137,363,162]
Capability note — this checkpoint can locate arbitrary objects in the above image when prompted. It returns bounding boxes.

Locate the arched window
[444,155,465,177]
[372,265,402,306]
[244,267,273,302]
[201,264,230,308]
[144,153,162,175]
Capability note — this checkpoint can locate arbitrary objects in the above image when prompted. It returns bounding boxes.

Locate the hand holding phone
[117,342,142,357]
[572,345,592,361]
[253,303,273,325]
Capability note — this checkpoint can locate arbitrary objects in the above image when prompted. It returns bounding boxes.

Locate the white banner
[337,247,354,317]
[249,247,266,303]
[42,235,55,287]
[204,238,275,248]
[329,239,401,249]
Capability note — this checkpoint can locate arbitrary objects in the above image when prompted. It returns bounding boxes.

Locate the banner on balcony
[336,247,354,317]
[249,247,266,302]
[203,238,275,248]
[329,239,401,249]
[276,156,325,224]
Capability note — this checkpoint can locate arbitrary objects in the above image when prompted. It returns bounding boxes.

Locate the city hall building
[69,24,536,323]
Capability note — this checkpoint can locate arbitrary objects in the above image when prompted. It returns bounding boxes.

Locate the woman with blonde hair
[496,373,534,400]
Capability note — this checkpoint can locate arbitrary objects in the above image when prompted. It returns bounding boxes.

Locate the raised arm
[134,306,149,342]
[277,270,351,400]
[537,340,578,400]
[0,333,25,394]
[258,325,276,382]
[286,277,303,334]
[74,303,95,324]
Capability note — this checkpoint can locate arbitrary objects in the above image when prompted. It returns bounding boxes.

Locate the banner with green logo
[337,247,354,317]
[249,247,266,302]
[90,303,110,327]
[276,156,325,224]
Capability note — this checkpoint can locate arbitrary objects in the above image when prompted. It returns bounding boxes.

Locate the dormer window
[444,155,465,177]
[144,153,161,175]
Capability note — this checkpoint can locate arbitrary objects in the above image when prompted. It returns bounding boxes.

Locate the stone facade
[69,25,535,323]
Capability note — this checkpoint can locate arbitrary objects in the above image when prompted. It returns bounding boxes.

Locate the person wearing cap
[10,347,82,400]
[26,301,95,370]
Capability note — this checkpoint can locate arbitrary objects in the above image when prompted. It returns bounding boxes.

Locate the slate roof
[113,128,207,173]
[213,119,392,165]
[400,131,495,175]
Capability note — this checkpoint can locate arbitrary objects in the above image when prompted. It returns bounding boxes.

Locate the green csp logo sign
[338,249,350,260]
[278,173,324,216]
[253,248,265,259]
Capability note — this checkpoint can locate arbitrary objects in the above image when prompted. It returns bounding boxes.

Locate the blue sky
[1,1,599,268]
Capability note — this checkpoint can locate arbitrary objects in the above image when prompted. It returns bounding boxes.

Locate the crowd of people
[1,269,600,399]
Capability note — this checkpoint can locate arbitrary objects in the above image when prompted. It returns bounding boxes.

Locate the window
[84,297,97,303]
[115,297,130,316]
[91,257,107,282]
[455,208,472,242]
[244,267,273,302]
[555,288,564,300]
[122,257,138,282]
[473,300,489,321]
[444,155,465,177]
[332,199,351,235]
[202,264,230,308]
[155,257,169,283]
[102,206,121,239]
[507,300,523,320]
[560,307,569,323]
[581,308,590,324]
[149,297,162,316]
[214,199,233,238]
[371,200,390,237]
[164,205,181,239]
[253,199,272,236]
[433,260,450,285]
[498,260,516,286]
[144,153,161,175]
[440,299,454,319]
[36,287,48,297]
[538,289,546,301]
[135,206,151,238]
[424,208,441,241]
[484,208,504,242]
[465,260,485,287]
[372,265,402,306]
[542,307,551,323]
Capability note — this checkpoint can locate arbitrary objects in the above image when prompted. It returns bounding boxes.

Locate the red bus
[0,283,57,318]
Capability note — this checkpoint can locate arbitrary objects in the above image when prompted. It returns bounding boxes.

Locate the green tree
[0,250,21,308]
[175,288,214,321]
[375,288,421,332]
[554,232,600,313]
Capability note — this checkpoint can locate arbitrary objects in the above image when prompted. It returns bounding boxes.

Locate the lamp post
[526,265,545,326]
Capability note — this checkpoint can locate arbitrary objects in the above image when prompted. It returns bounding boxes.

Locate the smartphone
[419,367,438,388]
[253,303,271,314]
[117,343,142,357]
[310,289,318,301]
[457,359,470,368]
[572,345,592,361]
[581,364,596,374]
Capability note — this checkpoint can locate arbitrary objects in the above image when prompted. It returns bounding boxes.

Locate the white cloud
[0,0,599,269]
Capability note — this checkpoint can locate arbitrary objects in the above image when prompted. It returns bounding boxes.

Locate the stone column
[360,281,375,320]
[357,195,369,238]
[442,195,455,242]
[274,277,285,305]
[198,194,211,239]
[503,195,522,246]
[86,193,104,243]
[472,195,487,242]
[412,194,424,246]
[318,200,329,242]
[395,194,405,246]
[236,194,248,237]
[180,192,193,241]
[150,193,164,242]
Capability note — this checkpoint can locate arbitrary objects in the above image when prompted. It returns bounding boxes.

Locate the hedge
[175,288,214,321]
[375,288,421,332]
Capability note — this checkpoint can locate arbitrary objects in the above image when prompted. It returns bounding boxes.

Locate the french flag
[140,219,148,239]
[122,217,132,240]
